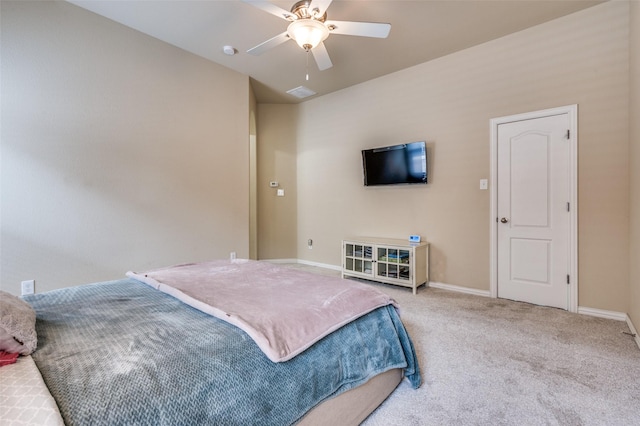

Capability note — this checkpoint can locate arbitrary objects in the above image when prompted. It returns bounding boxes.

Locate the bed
[0,259,420,425]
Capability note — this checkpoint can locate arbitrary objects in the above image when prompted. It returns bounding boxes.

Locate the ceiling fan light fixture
[287,19,329,51]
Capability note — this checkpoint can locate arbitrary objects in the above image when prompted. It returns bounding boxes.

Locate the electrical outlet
[230,252,237,260]
[21,280,35,295]
[308,239,313,249]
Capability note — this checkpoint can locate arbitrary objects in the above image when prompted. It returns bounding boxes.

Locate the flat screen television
[362,141,427,186]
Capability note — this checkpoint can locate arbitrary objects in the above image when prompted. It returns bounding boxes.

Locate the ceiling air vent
[286,86,316,99]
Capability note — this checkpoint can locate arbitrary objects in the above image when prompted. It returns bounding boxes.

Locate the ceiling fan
[243,0,391,71]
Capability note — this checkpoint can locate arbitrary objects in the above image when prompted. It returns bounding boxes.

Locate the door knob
[500,217,509,223]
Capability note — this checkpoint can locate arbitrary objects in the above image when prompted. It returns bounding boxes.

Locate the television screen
[362,141,427,186]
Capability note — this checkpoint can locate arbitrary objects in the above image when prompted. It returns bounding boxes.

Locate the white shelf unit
[342,237,429,295]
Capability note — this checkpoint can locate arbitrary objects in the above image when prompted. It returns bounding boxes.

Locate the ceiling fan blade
[247,32,290,56]
[312,42,333,71]
[242,0,297,21]
[309,0,333,17]
[325,20,391,38]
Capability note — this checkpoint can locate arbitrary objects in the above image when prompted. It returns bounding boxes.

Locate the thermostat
[409,235,421,243]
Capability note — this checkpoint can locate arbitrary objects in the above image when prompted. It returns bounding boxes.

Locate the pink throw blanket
[127,260,396,362]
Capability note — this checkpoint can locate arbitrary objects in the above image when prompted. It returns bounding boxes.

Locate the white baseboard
[263,259,637,348]
[577,306,628,322]
[626,315,640,350]
[263,258,342,271]
[267,259,494,296]
[296,259,342,271]
[428,281,491,298]
[263,258,300,264]
[576,310,640,350]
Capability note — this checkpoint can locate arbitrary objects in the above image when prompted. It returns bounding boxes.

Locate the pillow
[0,291,37,355]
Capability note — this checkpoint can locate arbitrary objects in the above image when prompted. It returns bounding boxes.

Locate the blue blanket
[25,279,420,425]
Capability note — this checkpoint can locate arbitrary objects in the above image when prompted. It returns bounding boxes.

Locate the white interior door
[496,113,572,309]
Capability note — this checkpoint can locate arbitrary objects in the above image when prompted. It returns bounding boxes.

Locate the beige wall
[256,104,298,260]
[630,1,640,329]
[249,88,258,260]
[1,1,250,295]
[260,1,631,312]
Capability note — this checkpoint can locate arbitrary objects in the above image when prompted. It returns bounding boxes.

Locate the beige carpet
[284,264,640,425]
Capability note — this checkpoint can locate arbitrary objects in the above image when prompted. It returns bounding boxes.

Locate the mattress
[299,368,403,425]
[0,357,401,426]
[15,273,419,425]
[0,355,64,425]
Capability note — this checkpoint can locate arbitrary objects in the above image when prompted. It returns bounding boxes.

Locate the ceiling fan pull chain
[306,50,310,81]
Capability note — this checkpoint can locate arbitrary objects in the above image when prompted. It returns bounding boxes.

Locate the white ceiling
[68,0,603,104]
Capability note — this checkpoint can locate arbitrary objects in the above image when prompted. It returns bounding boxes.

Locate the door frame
[489,105,578,312]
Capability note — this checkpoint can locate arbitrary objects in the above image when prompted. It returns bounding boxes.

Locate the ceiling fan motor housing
[290,0,327,22]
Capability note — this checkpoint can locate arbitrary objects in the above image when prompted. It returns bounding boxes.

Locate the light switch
[277,189,285,197]
[480,179,488,190]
